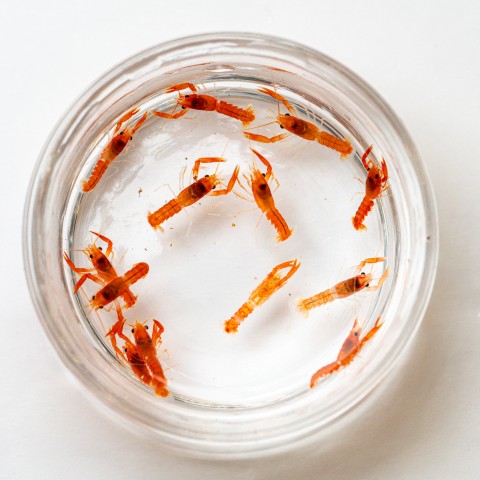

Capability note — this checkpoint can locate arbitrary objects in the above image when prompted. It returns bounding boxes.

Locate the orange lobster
[352,146,389,231]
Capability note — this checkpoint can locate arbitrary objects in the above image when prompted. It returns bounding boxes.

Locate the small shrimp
[90,262,149,310]
[151,83,255,125]
[148,158,240,229]
[82,108,148,192]
[310,317,382,388]
[131,320,168,397]
[296,257,389,315]
[247,149,293,242]
[106,306,169,397]
[244,87,353,157]
[352,145,389,231]
[225,259,300,333]
[106,317,153,387]
[63,231,137,308]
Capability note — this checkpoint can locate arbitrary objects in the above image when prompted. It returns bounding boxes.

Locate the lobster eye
[375,174,379,179]
[181,105,186,109]
[98,247,102,251]
[89,254,93,258]
[285,113,290,116]
[185,95,190,98]
[365,283,370,287]
[130,136,133,140]
[131,328,134,333]
[119,131,124,135]
[92,295,95,300]
[145,325,148,330]
[354,332,358,336]
[262,173,266,177]
[212,185,216,189]
[280,125,284,129]
[361,272,365,275]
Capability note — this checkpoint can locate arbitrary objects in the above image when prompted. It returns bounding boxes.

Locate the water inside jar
[64,71,390,408]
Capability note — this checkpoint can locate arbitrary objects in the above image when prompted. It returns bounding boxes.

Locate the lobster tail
[224,302,254,333]
[296,290,335,314]
[153,383,170,397]
[121,262,149,288]
[148,199,181,229]
[352,197,374,231]
[316,131,353,157]
[216,100,256,125]
[147,359,168,390]
[295,298,310,317]
[265,208,293,242]
[242,105,256,125]
[82,158,109,192]
[310,361,341,388]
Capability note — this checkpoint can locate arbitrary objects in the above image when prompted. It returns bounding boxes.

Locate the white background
[2,1,479,478]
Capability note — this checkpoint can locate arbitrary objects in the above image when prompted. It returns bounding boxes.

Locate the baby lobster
[296,257,389,316]
[106,305,169,397]
[90,262,149,310]
[148,158,240,229]
[310,317,382,388]
[63,231,137,308]
[82,108,148,192]
[245,149,293,242]
[244,87,353,157]
[225,259,300,333]
[151,83,255,125]
[352,145,389,231]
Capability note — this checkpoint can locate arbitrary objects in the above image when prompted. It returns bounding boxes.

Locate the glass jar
[23,32,438,458]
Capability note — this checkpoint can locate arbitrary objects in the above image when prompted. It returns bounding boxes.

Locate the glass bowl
[23,32,438,458]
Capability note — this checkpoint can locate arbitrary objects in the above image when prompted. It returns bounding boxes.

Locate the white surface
[1,1,479,478]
